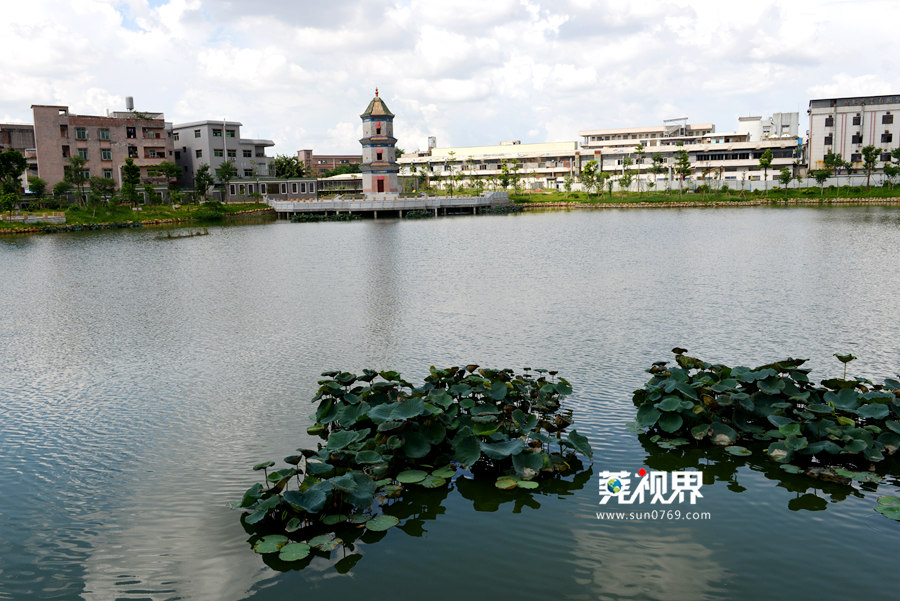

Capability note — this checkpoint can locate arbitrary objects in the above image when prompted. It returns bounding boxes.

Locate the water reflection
[243,464,592,575]
[636,432,897,513]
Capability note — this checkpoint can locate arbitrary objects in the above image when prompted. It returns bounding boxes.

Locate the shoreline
[0,207,275,236]
[517,197,900,210]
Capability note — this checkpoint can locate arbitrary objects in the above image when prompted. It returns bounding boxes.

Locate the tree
[580,159,599,198]
[861,145,879,190]
[28,177,47,199]
[883,163,900,190]
[194,163,214,201]
[618,172,633,192]
[215,160,238,202]
[674,150,691,194]
[148,161,181,190]
[823,152,844,195]
[64,155,89,206]
[563,173,573,199]
[272,154,306,178]
[634,143,646,195]
[812,169,830,196]
[444,151,457,195]
[88,176,116,217]
[758,148,773,195]
[778,167,793,190]
[499,160,512,191]
[0,149,27,195]
[323,163,361,177]
[121,158,141,205]
[650,153,667,194]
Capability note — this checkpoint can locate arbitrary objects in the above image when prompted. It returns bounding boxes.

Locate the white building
[808,94,900,171]
[578,114,802,185]
[399,140,581,191]
[171,120,274,188]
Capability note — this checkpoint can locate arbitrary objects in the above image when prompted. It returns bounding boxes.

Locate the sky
[2,0,900,156]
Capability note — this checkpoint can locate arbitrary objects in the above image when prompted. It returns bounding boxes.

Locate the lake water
[2,207,899,601]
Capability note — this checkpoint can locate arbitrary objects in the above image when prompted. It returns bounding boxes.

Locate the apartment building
[171,120,274,187]
[298,149,361,176]
[0,123,38,186]
[31,105,174,187]
[808,94,900,170]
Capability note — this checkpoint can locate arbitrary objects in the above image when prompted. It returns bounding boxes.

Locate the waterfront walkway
[268,191,509,219]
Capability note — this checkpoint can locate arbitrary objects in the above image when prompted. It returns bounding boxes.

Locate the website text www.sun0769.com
[596,509,711,521]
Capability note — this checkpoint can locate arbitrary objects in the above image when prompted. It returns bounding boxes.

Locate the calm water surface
[1,207,899,600]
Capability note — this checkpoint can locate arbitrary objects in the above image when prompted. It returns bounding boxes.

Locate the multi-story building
[807,94,900,171]
[297,150,361,177]
[171,120,274,187]
[399,140,581,191]
[0,123,38,186]
[31,104,174,188]
[578,114,801,183]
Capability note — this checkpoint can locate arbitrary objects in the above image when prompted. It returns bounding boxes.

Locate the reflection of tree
[243,464,592,574]
[636,433,877,513]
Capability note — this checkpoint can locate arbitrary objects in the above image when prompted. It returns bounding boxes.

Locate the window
[195,149,202,158]
[243,149,252,158]
[882,153,892,162]
[884,114,894,124]
[77,148,88,159]
[103,169,113,179]
[173,132,179,141]
[226,130,235,138]
[824,135,833,145]
[824,116,834,127]
[238,185,245,194]
[227,149,236,158]
[101,149,112,160]
[230,184,236,195]
[99,128,110,140]
[244,169,252,177]
[174,151,180,160]
[128,146,138,158]
[81,169,90,179]
[376,123,382,135]
[75,127,87,140]
[212,129,222,137]
[60,124,68,137]
[126,126,136,139]
[194,129,201,138]
[291,183,297,193]
[280,183,286,193]
[852,115,861,125]
[62,145,70,158]
[309,182,315,193]
[882,132,893,143]
[850,153,861,162]
[214,149,224,157]
[851,133,863,144]
[376,150,383,161]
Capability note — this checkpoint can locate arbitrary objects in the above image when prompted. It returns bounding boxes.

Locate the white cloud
[2,0,900,155]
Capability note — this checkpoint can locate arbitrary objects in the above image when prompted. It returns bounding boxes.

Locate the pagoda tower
[359,88,399,199]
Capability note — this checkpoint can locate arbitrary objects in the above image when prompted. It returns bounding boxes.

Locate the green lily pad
[308,534,342,551]
[366,514,400,531]
[875,498,900,520]
[419,474,447,488]
[431,466,456,479]
[725,445,752,456]
[658,413,683,433]
[278,542,311,562]
[877,495,900,506]
[285,517,303,533]
[516,480,539,490]
[322,514,347,525]
[254,534,289,554]
[253,461,275,471]
[396,469,427,484]
[779,464,803,474]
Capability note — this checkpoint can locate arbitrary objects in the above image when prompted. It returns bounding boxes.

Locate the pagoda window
[376,122,382,135]
[376,150,383,161]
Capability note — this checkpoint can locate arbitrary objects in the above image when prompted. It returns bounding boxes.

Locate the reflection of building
[172,120,273,187]
[359,89,399,199]
[578,114,801,182]
[0,123,38,186]
[398,140,581,191]
[223,177,317,202]
[297,150,361,176]
[808,94,900,170]
[31,104,174,187]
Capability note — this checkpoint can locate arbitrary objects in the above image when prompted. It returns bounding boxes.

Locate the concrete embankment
[520,197,900,210]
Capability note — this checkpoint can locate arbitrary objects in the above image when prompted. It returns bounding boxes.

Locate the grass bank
[0,202,274,234]
[511,185,900,206]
